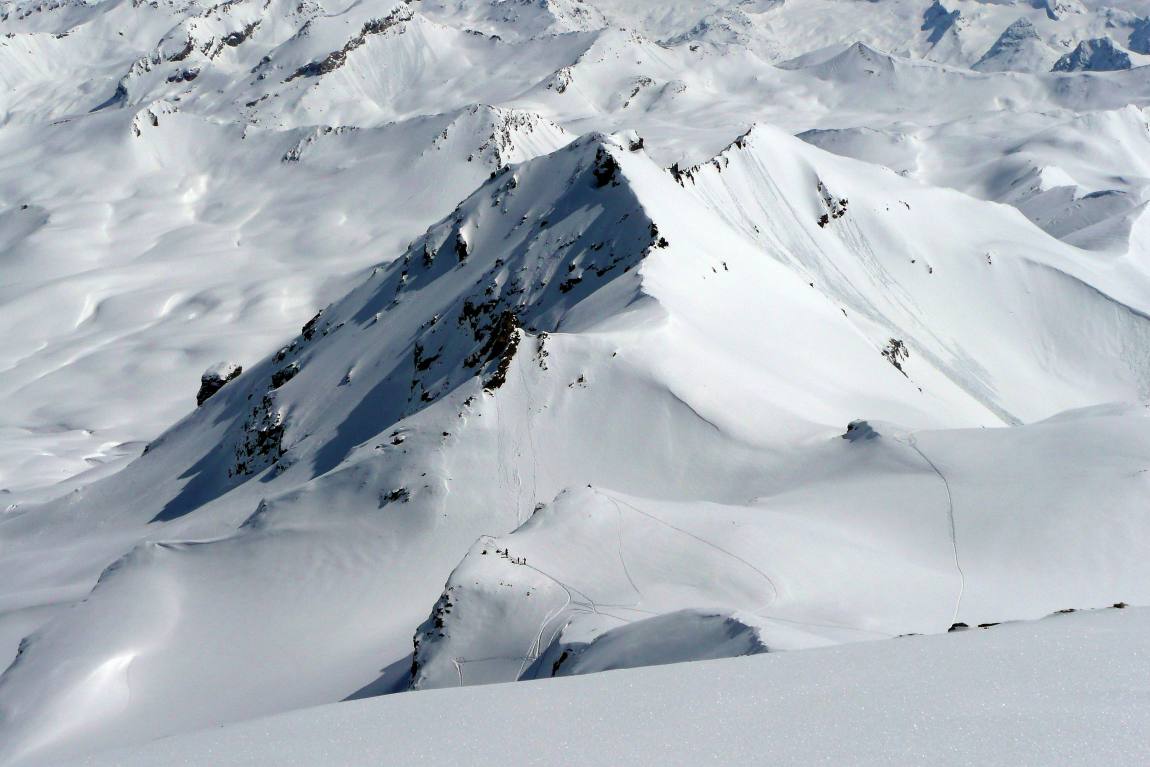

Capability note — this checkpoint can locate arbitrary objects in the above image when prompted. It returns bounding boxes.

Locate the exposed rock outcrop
[1052,37,1131,72]
[196,362,242,406]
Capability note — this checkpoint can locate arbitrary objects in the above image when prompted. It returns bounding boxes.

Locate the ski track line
[608,493,780,606]
[907,433,966,627]
[478,530,658,680]
[516,589,573,680]
[516,351,540,519]
[493,386,519,527]
[491,482,909,681]
[608,493,895,638]
[607,497,645,604]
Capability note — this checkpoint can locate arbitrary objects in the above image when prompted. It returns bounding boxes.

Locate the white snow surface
[67,607,1150,766]
[1,0,1150,763]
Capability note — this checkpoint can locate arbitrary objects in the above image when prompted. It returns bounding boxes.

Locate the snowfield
[68,607,1150,767]
[1,0,1149,763]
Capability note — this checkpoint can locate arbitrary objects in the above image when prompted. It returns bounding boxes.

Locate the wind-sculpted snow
[2,0,1150,764]
[2,0,1150,494]
[69,607,1150,767]
[0,99,571,493]
[3,125,1150,763]
[800,103,1150,253]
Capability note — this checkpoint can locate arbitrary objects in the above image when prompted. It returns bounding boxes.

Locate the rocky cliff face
[1052,36,1132,71]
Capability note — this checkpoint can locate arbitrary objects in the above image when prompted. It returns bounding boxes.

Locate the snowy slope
[973,18,1059,72]
[4,0,1150,494]
[68,607,1150,767]
[1,0,1150,764]
[0,96,571,493]
[801,103,1150,255]
[3,128,1150,764]
[410,404,1150,690]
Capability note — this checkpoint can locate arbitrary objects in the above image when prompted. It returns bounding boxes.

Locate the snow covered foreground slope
[3,127,1150,764]
[71,607,1150,767]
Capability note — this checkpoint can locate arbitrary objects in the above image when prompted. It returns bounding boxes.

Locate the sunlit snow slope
[1,0,1149,764]
[71,607,1150,767]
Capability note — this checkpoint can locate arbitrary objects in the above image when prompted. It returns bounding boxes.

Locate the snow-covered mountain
[1052,36,1134,70]
[972,18,1059,72]
[1,0,1149,764]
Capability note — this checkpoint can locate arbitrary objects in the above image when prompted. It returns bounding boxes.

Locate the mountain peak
[973,17,1056,72]
[1052,36,1132,72]
[5,1,1150,763]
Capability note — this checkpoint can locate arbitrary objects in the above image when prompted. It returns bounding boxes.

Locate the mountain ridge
[2,1,1150,763]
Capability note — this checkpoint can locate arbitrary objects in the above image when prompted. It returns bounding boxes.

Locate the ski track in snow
[609,493,780,608]
[906,433,967,627]
[606,497,645,605]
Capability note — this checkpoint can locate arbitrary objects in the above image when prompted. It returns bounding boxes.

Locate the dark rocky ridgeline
[166,68,199,83]
[816,180,848,228]
[842,420,879,442]
[409,586,457,685]
[438,106,563,169]
[390,139,665,410]
[453,231,470,262]
[621,75,654,109]
[191,20,264,61]
[226,309,343,478]
[221,20,260,49]
[229,393,285,477]
[160,16,261,68]
[301,310,325,341]
[281,126,360,163]
[406,292,523,404]
[881,338,909,376]
[592,146,621,187]
[551,649,572,676]
[287,4,415,81]
[648,222,669,249]
[218,137,660,484]
[196,362,243,406]
[468,310,521,391]
[920,0,960,46]
[1131,18,1150,55]
[270,362,300,389]
[546,66,573,93]
[668,127,753,188]
[167,37,195,62]
[1052,38,1132,72]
